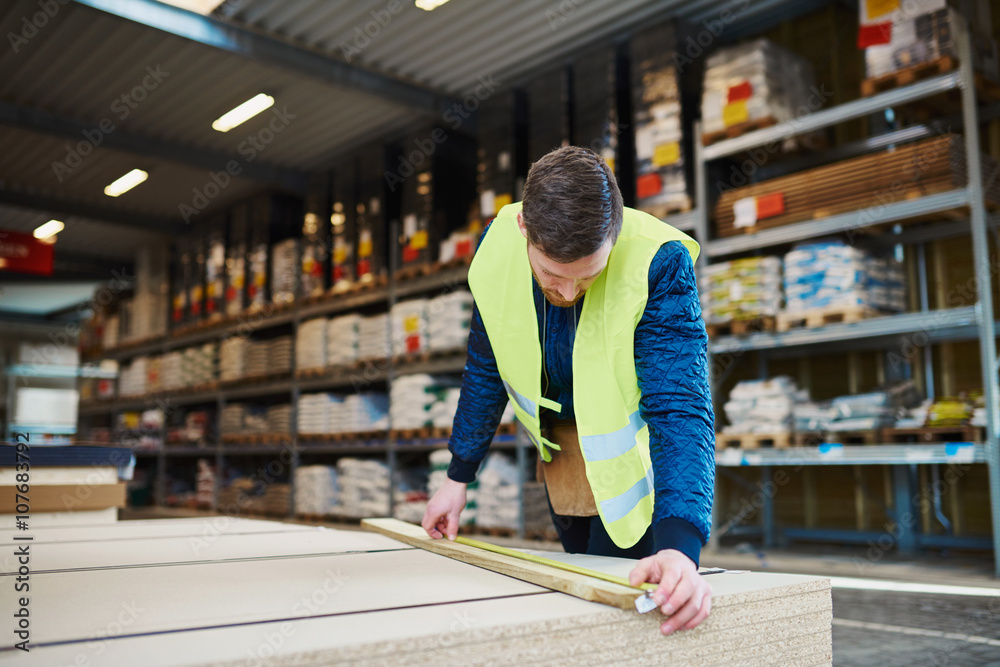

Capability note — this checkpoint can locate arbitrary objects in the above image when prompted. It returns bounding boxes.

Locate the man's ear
[517,212,528,239]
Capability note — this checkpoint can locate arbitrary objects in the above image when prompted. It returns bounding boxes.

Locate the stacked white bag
[337,457,390,518]
[296,318,327,371]
[427,290,475,352]
[391,298,429,356]
[294,465,339,516]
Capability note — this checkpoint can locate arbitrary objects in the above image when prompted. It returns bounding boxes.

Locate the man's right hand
[421,477,467,540]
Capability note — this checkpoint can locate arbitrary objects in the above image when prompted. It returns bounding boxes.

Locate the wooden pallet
[496,422,517,436]
[823,430,881,446]
[861,56,957,97]
[391,427,434,440]
[326,275,390,297]
[437,254,474,271]
[394,263,436,281]
[701,115,777,146]
[881,425,984,444]
[776,307,880,332]
[220,433,291,445]
[715,432,792,450]
[639,200,693,221]
[705,315,776,338]
[791,432,828,447]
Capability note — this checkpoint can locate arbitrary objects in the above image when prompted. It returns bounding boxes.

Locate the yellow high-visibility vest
[468,202,699,548]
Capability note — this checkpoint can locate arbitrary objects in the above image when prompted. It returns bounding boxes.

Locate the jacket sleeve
[446,226,509,483]
[635,240,715,567]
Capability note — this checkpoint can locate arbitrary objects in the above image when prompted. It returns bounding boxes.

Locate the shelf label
[945,442,976,463]
[495,193,513,210]
[722,100,749,127]
[818,443,844,457]
[637,173,662,199]
[652,142,681,168]
[411,230,429,250]
[727,81,753,104]
[865,0,898,20]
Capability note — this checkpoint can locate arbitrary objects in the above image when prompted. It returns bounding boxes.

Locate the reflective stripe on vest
[580,409,646,462]
[600,466,655,524]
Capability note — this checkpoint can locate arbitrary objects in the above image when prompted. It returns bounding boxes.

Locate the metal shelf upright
[687,13,1000,572]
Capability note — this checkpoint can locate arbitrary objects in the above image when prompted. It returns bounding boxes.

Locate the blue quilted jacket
[447,232,715,566]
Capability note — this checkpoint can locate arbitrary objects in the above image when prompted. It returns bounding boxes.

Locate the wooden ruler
[362,518,653,611]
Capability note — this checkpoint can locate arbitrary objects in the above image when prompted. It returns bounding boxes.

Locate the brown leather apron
[536,418,598,516]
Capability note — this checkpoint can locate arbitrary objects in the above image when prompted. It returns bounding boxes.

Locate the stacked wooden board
[1,517,832,666]
[714,134,1000,237]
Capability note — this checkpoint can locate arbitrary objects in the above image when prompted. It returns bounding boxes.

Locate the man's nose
[557,280,576,300]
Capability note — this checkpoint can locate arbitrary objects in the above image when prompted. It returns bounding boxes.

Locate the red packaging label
[858,22,892,48]
[357,259,371,277]
[727,81,753,103]
[406,335,421,353]
[756,192,786,219]
[333,265,343,282]
[455,238,473,257]
[402,245,419,264]
[637,173,662,199]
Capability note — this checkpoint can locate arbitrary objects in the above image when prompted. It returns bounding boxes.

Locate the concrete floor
[123,508,1000,665]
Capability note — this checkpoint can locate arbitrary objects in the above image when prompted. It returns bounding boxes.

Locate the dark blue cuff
[653,517,704,567]
[446,453,480,483]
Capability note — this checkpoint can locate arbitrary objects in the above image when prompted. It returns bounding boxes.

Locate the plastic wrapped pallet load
[331,393,389,434]
[266,403,293,434]
[357,314,390,362]
[390,374,461,430]
[699,256,782,326]
[722,376,803,435]
[298,392,339,435]
[219,337,247,382]
[701,39,817,139]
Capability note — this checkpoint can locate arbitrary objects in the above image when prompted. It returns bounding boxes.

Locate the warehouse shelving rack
[685,14,1000,572]
[78,260,537,537]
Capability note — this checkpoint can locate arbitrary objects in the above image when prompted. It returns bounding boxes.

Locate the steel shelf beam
[394,267,471,300]
[709,306,981,354]
[703,72,961,160]
[663,210,697,233]
[5,364,118,379]
[706,189,970,257]
[716,443,985,467]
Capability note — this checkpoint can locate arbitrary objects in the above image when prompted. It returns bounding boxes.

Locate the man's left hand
[628,549,712,635]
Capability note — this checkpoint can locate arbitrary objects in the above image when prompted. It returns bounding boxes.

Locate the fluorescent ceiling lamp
[415,0,450,10]
[212,94,275,132]
[33,219,64,241]
[104,169,148,197]
[155,0,227,15]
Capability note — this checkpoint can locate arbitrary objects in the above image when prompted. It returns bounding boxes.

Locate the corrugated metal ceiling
[0,0,819,283]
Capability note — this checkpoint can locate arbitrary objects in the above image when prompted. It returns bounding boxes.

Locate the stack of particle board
[4,517,832,666]
[0,445,133,526]
[715,135,1000,237]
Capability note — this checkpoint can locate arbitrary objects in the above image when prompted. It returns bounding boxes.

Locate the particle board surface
[2,518,833,666]
[0,507,118,527]
[0,528,408,574]
[1,548,548,644]
[0,517,311,544]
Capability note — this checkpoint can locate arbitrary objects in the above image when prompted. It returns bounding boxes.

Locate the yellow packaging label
[403,314,420,333]
[411,230,428,250]
[207,283,217,298]
[333,247,347,264]
[494,193,513,210]
[866,0,898,20]
[605,157,615,173]
[233,274,244,289]
[359,238,373,258]
[254,272,265,287]
[652,142,681,167]
[722,101,749,127]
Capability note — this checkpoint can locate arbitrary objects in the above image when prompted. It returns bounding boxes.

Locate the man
[422,146,715,635]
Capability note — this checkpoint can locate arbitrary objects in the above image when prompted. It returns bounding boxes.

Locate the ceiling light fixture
[104,169,149,197]
[212,93,275,132]
[155,1,227,15]
[415,0,451,11]
[33,219,64,241]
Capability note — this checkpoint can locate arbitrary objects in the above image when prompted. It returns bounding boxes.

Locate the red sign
[756,192,786,220]
[0,229,53,276]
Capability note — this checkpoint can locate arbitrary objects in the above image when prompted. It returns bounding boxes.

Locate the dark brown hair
[521,146,623,263]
